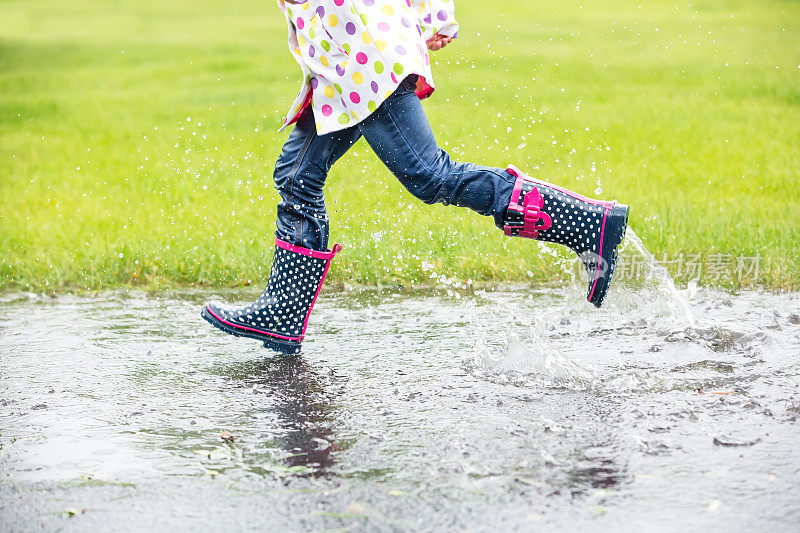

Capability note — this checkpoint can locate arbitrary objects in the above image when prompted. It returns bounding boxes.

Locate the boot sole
[587,204,629,308]
[201,305,302,355]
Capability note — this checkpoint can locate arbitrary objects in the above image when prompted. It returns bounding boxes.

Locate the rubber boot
[201,238,342,354]
[502,165,629,307]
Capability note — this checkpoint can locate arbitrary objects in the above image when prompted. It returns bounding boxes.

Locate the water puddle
[1,232,799,529]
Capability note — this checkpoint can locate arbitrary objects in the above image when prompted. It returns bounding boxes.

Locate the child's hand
[426,34,453,51]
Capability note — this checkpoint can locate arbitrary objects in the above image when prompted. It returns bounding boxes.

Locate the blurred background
[1,0,798,291]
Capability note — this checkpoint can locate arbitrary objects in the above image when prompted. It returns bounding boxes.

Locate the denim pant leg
[273,109,362,251]
[357,78,515,228]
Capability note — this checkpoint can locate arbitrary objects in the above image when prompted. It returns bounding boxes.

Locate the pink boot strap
[519,188,552,238]
[503,170,552,239]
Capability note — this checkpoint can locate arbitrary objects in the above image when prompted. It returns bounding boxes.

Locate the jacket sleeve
[411,0,459,41]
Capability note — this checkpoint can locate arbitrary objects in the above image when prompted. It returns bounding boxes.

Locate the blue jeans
[273,75,516,251]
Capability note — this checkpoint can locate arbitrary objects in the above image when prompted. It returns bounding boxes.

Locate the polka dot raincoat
[277,0,459,135]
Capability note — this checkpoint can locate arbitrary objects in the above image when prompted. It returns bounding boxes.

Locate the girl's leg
[357,76,628,307]
[201,109,361,353]
[356,76,516,228]
[273,108,362,251]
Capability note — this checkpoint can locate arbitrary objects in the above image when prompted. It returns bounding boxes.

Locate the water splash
[607,228,695,327]
[473,333,594,387]
[470,225,698,388]
[535,226,695,329]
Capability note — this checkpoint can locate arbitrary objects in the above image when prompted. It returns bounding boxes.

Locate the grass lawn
[1,0,798,291]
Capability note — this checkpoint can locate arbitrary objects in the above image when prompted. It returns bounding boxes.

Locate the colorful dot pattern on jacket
[277,0,458,135]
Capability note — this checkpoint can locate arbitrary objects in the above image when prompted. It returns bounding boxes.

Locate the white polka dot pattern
[207,245,331,340]
[505,180,608,277]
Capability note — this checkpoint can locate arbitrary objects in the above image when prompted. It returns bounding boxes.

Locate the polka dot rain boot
[502,165,629,308]
[201,239,343,354]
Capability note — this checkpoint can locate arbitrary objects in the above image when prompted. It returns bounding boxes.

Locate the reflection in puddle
[568,455,625,493]
[218,356,339,471]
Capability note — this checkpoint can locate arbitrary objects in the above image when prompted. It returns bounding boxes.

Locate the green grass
[1,0,798,292]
